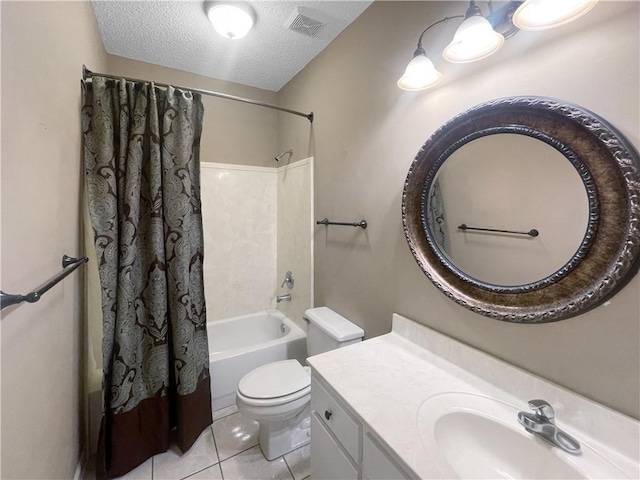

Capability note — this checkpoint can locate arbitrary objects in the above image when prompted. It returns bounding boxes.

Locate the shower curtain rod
[82,65,314,123]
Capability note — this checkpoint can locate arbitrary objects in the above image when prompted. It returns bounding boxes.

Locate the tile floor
[84,405,310,480]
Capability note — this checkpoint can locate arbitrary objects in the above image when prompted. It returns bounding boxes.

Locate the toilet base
[258,405,311,460]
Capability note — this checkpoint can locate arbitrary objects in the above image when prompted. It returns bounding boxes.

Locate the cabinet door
[311,412,360,480]
[311,377,361,461]
[362,432,410,480]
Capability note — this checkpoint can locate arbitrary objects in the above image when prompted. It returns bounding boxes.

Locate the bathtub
[207,310,307,411]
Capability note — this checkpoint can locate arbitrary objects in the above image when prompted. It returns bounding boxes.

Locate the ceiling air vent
[285,7,327,38]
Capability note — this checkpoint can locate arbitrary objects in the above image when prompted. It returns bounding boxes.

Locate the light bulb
[513,0,599,30]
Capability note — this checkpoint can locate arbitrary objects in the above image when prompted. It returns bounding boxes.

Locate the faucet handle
[281,270,294,289]
[528,399,555,423]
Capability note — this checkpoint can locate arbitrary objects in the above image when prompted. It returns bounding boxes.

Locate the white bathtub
[207,310,307,411]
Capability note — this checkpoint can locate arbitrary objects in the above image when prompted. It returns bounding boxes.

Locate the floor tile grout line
[213,411,238,422]
[178,462,219,480]
[212,411,268,473]
[212,407,239,423]
[218,443,261,464]
[210,424,225,480]
[175,426,220,480]
[282,454,296,480]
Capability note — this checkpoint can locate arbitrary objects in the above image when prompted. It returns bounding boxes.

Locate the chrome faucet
[517,399,582,455]
[281,270,294,290]
[276,294,291,303]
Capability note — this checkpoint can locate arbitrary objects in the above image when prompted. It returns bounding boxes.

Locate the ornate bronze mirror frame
[403,96,640,323]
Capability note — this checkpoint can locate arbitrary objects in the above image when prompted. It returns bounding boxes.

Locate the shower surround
[200,158,313,329]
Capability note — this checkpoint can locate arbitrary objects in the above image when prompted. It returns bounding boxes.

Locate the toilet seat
[237,359,310,407]
[237,385,311,407]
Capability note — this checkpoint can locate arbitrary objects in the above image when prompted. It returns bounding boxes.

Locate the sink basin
[417,392,630,479]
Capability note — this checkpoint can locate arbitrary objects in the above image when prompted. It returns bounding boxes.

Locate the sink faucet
[518,400,582,455]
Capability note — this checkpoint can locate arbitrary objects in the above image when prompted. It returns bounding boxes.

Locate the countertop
[307,313,640,479]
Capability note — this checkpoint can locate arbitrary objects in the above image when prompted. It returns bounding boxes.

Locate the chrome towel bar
[316,218,368,229]
[1,255,89,310]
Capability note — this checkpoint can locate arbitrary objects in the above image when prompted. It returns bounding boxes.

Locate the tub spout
[276,294,291,303]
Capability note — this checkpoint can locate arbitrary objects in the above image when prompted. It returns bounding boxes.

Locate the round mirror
[403,96,640,323]
[427,133,590,287]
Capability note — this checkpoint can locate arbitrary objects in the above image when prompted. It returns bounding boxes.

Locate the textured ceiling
[91,1,373,92]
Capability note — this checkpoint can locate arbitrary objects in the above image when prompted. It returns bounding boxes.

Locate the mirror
[428,133,590,287]
[403,96,640,323]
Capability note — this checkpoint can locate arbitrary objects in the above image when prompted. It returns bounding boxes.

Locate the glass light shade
[207,4,255,39]
[397,54,443,91]
[442,16,505,63]
[513,0,598,30]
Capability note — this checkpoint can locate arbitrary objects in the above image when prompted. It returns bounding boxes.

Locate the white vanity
[307,314,640,479]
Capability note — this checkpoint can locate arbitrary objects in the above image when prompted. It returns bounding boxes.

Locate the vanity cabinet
[310,374,412,480]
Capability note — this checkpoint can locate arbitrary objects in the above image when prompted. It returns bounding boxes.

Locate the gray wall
[277,1,640,419]
[1,2,108,478]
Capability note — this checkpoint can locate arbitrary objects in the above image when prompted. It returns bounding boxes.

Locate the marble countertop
[307,314,640,479]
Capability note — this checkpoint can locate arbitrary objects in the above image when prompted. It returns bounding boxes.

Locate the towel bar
[1,255,88,310]
[458,224,539,237]
[316,218,367,229]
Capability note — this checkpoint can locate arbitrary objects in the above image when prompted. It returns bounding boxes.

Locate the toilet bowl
[236,307,364,460]
[236,359,312,460]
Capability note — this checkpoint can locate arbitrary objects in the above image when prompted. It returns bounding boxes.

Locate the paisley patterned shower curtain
[82,77,212,479]
[428,179,450,254]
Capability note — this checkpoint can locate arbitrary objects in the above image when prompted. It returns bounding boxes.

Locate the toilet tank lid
[304,307,365,342]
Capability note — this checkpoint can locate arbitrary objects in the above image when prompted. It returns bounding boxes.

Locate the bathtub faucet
[276,294,291,303]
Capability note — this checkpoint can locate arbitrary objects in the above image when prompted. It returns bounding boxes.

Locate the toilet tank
[304,307,365,357]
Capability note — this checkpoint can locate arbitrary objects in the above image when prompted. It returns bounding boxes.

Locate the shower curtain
[82,77,212,479]
[428,179,450,254]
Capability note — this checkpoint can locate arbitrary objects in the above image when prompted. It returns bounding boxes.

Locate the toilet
[236,306,364,460]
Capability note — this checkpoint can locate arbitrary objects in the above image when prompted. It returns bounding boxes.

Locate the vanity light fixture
[206,1,256,40]
[513,0,599,31]
[398,1,507,91]
[398,0,599,91]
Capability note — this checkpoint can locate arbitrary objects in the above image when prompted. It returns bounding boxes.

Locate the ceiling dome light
[443,15,505,63]
[513,0,599,31]
[207,2,255,40]
[397,50,443,91]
